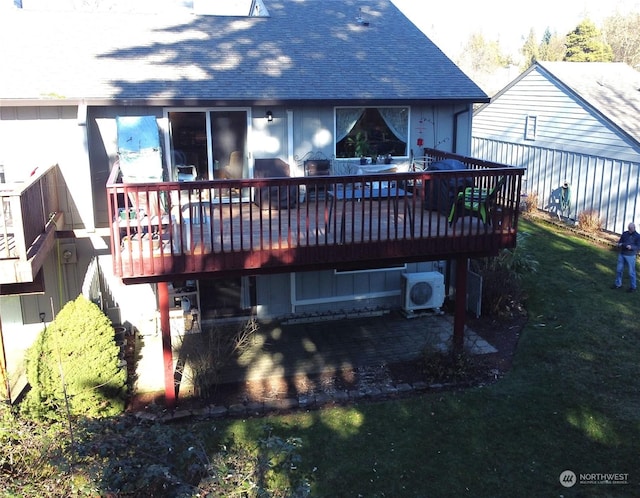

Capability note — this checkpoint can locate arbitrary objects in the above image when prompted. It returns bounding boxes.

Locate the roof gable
[537,62,640,145]
[478,61,640,147]
[0,0,487,104]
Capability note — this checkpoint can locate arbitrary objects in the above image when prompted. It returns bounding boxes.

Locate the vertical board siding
[473,137,640,234]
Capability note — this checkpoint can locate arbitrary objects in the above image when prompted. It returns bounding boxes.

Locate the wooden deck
[0,165,62,286]
[108,157,524,282]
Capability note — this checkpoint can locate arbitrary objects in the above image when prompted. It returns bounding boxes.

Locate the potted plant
[347,132,370,164]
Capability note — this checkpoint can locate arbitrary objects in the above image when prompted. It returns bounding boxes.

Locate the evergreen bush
[21,295,127,421]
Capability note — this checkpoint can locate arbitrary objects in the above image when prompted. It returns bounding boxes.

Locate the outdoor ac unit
[401,272,445,312]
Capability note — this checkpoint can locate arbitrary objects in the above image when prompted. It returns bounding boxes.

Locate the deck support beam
[158,281,176,409]
[453,256,468,353]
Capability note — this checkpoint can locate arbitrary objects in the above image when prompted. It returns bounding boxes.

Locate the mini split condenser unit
[401,272,445,312]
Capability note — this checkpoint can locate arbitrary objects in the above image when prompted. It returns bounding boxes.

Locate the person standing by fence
[612,223,640,292]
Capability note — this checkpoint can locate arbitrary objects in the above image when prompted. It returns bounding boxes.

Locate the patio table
[326,183,413,242]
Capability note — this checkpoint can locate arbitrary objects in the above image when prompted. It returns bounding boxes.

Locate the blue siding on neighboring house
[473,137,640,234]
[473,63,640,235]
[473,69,639,162]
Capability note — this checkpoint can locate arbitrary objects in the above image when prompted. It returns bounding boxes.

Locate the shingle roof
[538,62,640,145]
[0,0,488,104]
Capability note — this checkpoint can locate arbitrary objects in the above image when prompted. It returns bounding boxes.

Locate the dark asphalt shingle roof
[0,0,488,104]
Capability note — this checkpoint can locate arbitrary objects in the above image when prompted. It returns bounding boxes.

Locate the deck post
[453,256,468,353]
[158,282,176,409]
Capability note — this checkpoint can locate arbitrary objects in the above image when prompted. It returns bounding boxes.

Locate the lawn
[2,218,638,497]
[206,218,639,497]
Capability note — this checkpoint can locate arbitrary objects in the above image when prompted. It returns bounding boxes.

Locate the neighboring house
[472,61,640,235]
[0,0,523,404]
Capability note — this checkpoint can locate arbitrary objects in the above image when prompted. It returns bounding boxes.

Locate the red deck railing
[106,149,525,282]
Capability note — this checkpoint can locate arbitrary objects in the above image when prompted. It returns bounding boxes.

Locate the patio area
[130,310,498,411]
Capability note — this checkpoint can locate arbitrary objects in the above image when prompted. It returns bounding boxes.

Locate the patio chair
[448,176,506,226]
[222,150,243,179]
[253,158,297,209]
[300,151,332,201]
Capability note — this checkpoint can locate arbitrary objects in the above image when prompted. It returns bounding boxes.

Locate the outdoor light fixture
[266,110,273,122]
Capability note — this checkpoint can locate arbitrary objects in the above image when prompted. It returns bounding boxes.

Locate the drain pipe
[452,107,469,153]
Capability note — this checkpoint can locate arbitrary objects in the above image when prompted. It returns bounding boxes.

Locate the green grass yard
[207,218,640,497]
[3,218,638,497]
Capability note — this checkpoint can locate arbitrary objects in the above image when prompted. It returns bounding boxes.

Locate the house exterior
[472,61,640,235]
[0,0,523,404]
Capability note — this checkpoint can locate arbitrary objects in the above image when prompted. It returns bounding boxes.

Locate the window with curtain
[335,107,408,158]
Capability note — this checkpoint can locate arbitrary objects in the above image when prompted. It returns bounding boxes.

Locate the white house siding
[473,68,640,235]
[253,262,444,320]
[0,105,92,230]
[0,101,466,335]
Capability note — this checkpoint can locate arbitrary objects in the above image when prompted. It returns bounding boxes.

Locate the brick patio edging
[132,380,464,423]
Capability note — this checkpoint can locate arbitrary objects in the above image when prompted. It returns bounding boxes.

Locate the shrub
[21,295,127,421]
[470,232,538,316]
[0,403,81,496]
[577,209,603,233]
[520,190,539,214]
[177,317,258,400]
[73,419,311,497]
[421,349,476,384]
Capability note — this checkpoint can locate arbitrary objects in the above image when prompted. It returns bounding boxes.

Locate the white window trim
[525,115,537,141]
[333,105,411,160]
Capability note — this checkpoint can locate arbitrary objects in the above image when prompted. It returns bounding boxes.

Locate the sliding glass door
[165,109,249,198]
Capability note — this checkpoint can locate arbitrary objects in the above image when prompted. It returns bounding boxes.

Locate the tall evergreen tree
[564,19,614,62]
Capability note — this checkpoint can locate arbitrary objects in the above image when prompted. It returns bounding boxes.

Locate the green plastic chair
[448,176,506,226]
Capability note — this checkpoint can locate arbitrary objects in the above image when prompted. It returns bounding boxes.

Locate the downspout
[287,109,295,174]
[452,107,469,154]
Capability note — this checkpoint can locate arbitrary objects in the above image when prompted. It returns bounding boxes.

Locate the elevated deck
[107,150,525,283]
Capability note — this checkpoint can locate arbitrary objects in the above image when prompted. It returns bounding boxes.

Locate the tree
[520,29,539,70]
[538,28,566,62]
[564,19,614,62]
[21,295,127,421]
[457,32,511,74]
[521,28,566,70]
[603,12,640,68]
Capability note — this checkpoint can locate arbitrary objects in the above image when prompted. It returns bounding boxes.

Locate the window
[525,115,537,141]
[335,263,407,275]
[336,107,409,158]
